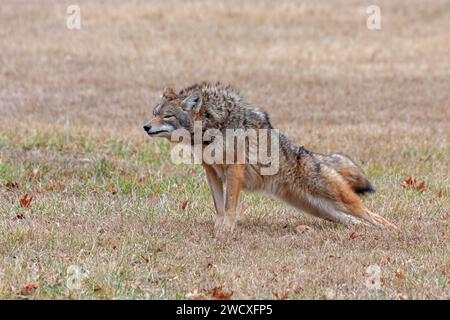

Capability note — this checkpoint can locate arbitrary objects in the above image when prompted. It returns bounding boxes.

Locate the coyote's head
[143,87,202,139]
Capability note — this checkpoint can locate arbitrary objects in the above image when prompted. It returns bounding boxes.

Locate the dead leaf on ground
[402,177,427,192]
[349,231,361,240]
[401,177,416,188]
[5,181,19,190]
[295,224,311,234]
[274,291,289,300]
[180,200,189,211]
[19,194,32,208]
[16,213,25,220]
[416,181,427,192]
[108,183,118,195]
[210,286,233,300]
[395,270,405,280]
[19,283,37,296]
[46,181,67,192]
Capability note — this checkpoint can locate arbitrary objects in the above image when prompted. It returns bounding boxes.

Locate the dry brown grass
[0,0,449,299]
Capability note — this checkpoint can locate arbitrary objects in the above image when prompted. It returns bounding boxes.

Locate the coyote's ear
[162,87,177,100]
[183,91,202,112]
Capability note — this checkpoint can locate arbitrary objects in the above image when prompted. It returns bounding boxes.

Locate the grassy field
[0,0,449,299]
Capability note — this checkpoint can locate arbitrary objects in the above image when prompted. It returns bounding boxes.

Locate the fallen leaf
[402,177,427,193]
[274,291,289,300]
[349,231,359,240]
[16,213,25,220]
[210,286,233,300]
[108,183,118,195]
[19,283,37,296]
[19,194,32,208]
[401,177,416,188]
[180,200,189,211]
[5,182,19,190]
[46,181,67,192]
[395,270,404,280]
[416,181,427,192]
[295,225,311,234]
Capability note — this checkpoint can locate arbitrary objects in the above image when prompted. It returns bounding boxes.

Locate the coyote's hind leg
[281,190,363,226]
[331,180,398,230]
[279,180,397,230]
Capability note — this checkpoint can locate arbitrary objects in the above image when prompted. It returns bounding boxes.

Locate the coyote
[143,82,397,238]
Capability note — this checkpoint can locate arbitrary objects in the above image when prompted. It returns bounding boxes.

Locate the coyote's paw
[215,217,236,240]
[214,216,224,236]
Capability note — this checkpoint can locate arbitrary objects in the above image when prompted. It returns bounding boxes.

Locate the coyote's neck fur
[177,82,300,159]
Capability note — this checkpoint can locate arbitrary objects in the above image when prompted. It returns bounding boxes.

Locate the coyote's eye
[163,115,174,120]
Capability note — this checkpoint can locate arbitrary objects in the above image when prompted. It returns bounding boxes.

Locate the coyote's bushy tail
[315,153,375,195]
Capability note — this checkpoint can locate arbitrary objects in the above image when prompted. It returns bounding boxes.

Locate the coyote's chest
[208,163,268,192]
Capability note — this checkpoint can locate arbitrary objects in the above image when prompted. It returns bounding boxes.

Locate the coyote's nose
[143,124,151,132]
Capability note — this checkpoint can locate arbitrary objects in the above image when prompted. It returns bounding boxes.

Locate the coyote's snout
[143,118,174,138]
[143,82,398,239]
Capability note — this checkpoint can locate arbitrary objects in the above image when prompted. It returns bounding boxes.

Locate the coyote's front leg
[218,164,245,239]
[203,164,225,235]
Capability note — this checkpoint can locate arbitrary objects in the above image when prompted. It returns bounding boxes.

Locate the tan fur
[144,82,398,238]
[314,153,375,195]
